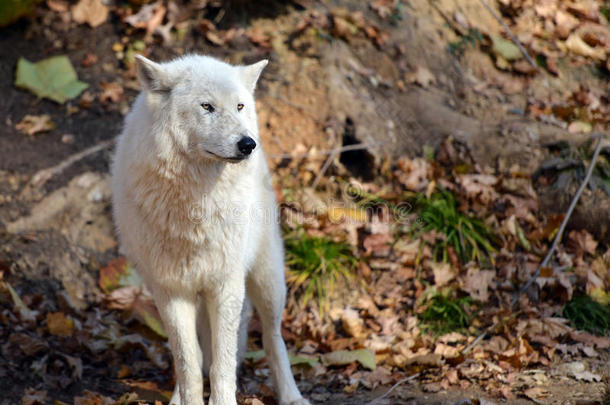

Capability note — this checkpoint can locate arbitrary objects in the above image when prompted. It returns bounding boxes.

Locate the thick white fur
[110,54,309,405]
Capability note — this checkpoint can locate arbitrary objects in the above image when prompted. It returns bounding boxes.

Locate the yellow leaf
[46,312,74,337]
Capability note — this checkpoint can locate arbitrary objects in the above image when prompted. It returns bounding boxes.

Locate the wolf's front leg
[153,287,203,405]
[206,280,245,405]
[248,248,311,405]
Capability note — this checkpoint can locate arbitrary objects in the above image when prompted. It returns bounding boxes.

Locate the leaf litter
[2,0,610,403]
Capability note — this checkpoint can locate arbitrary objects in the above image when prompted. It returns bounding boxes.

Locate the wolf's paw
[281,399,311,405]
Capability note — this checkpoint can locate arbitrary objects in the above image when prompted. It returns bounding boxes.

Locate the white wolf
[110,54,310,405]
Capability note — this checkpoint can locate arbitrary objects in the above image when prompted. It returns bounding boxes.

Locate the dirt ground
[1,0,609,404]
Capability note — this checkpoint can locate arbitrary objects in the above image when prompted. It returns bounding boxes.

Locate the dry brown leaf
[71,0,108,28]
[433,343,460,358]
[46,0,68,12]
[363,233,391,257]
[10,333,48,356]
[247,26,272,48]
[517,317,571,340]
[99,81,124,104]
[46,312,74,337]
[566,229,598,257]
[555,10,579,38]
[370,0,397,19]
[342,308,365,338]
[460,267,495,302]
[81,53,98,67]
[565,33,606,60]
[16,114,54,136]
[394,238,420,266]
[430,261,457,287]
[243,399,264,405]
[406,66,436,88]
[125,3,160,29]
[21,388,47,405]
[569,331,610,349]
[457,174,498,204]
[395,157,430,192]
[105,285,139,310]
[523,386,550,401]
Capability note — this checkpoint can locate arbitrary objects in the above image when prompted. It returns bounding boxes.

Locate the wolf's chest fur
[120,156,261,288]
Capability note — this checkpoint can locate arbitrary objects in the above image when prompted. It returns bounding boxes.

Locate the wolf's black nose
[237,136,256,155]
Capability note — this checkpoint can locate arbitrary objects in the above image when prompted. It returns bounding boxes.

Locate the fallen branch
[463,133,603,355]
[478,0,538,69]
[368,373,421,404]
[510,133,603,306]
[311,149,339,190]
[268,142,380,160]
[29,139,114,188]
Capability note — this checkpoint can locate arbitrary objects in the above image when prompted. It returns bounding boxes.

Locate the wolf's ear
[135,55,172,92]
[240,59,268,92]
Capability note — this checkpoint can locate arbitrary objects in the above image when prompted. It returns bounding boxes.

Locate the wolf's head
[134,54,267,163]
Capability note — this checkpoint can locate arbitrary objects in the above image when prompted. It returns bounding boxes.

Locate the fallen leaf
[568,121,592,134]
[555,10,579,38]
[395,157,430,192]
[46,0,68,13]
[132,293,167,338]
[1,281,37,322]
[21,388,47,405]
[10,333,48,356]
[16,114,54,136]
[81,53,98,67]
[71,0,108,28]
[342,308,365,338]
[99,81,124,103]
[15,56,88,103]
[46,312,74,337]
[243,399,264,405]
[430,261,457,287]
[363,233,391,257]
[460,267,495,302]
[288,354,319,368]
[125,2,167,39]
[246,26,272,48]
[565,33,606,60]
[490,34,523,61]
[105,285,139,310]
[523,386,549,401]
[370,0,397,19]
[99,257,140,293]
[457,174,498,204]
[322,349,376,370]
[114,334,168,369]
[406,66,436,88]
[433,342,460,358]
[566,229,598,257]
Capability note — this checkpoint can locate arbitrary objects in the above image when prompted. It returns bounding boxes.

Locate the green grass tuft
[285,233,356,312]
[419,292,473,335]
[563,295,610,335]
[413,189,495,265]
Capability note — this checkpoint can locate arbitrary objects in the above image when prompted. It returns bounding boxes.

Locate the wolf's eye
[202,103,215,112]
[237,103,244,111]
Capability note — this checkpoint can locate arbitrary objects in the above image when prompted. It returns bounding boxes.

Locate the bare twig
[311,149,339,190]
[368,373,421,404]
[510,133,603,306]
[478,0,538,69]
[268,142,380,160]
[462,133,603,355]
[29,139,115,188]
